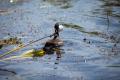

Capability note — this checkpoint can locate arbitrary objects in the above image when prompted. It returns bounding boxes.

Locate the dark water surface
[0,0,120,80]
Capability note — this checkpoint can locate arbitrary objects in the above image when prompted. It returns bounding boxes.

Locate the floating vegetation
[0,9,10,15]
[84,31,102,35]
[43,0,73,9]
[62,22,102,36]
[0,49,45,61]
[62,22,84,32]
[95,0,120,20]
[33,49,46,57]
[100,0,120,7]
[60,3,72,9]
[0,9,8,13]
[106,64,120,68]
[0,37,22,46]
[30,49,44,57]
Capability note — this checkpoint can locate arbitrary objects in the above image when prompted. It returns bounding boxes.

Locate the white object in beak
[10,0,17,3]
[59,25,64,31]
[10,0,13,3]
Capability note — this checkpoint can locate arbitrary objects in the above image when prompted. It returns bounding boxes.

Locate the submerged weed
[106,65,120,67]
[62,23,84,32]
[62,22,102,36]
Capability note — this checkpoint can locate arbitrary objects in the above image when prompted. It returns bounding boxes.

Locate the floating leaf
[33,49,46,57]
[0,49,45,61]
[20,49,35,57]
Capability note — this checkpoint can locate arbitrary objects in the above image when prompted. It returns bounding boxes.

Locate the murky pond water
[0,0,120,80]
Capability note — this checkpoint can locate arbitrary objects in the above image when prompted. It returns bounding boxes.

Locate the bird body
[45,38,64,46]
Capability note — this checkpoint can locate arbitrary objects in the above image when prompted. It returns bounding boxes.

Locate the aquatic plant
[0,49,45,61]
[43,0,73,9]
[62,22,102,36]
[84,31,102,35]
[0,37,22,45]
[62,23,84,31]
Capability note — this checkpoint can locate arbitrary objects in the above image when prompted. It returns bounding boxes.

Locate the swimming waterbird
[0,23,64,61]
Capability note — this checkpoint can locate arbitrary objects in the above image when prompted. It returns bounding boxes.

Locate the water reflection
[0,0,30,9]
[93,0,120,23]
[43,44,63,60]
[9,0,30,4]
[44,46,63,64]
[92,0,120,44]
[43,0,73,9]
[95,0,120,16]
[99,0,120,27]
